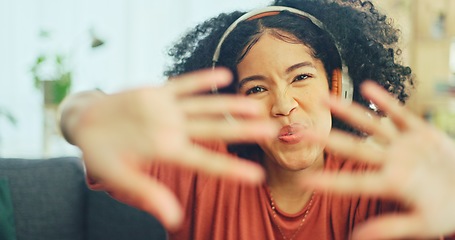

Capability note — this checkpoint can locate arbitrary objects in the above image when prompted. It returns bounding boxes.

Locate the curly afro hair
[164,0,414,158]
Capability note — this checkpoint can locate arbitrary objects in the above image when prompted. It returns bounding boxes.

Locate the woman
[161,0,412,238]
[61,0,423,239]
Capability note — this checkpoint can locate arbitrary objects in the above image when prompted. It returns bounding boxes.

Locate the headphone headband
[211,6,353,101]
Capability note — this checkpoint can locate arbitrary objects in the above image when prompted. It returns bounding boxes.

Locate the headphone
[211,6,353,101]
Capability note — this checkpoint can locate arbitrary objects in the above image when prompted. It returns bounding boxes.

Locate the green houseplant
[30,29,104,106]
[30,53,72,106]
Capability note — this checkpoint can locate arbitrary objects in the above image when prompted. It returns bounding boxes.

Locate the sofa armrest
[0,157,87,240]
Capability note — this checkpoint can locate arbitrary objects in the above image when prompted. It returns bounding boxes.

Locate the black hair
[164,0,414,159]
[217,11,342,94]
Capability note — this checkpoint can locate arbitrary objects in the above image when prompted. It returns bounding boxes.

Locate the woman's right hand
[59,68,276,230]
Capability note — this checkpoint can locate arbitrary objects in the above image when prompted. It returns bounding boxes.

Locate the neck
[264,153,324,214]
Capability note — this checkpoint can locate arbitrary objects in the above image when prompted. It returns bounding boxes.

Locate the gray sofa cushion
[0,157,167,240]
[0,157,87,240]
[86,190,167,240]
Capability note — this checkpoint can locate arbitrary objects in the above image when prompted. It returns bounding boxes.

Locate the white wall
[0,0,270,158]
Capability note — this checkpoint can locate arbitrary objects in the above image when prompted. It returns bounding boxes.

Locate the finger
[325,129,384,164]
[187,120,277,143]
[166,143,265,184]
[166,68,233,96]
[361,81,425,131]
[328,95,397,141]
[301,172,388,197]
[84,152,183,230]
[352,214,428,240]
[181,95,267,118]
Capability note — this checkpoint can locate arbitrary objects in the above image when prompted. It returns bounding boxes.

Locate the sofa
[0,157,167,240]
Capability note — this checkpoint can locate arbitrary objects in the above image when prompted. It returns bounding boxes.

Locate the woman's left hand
[302,81,455,239]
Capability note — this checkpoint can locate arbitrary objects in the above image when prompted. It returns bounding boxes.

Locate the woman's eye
[245,86,266,95]
[293,74,309,82]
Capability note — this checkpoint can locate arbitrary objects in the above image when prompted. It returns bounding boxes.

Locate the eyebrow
[238,61,316,88]
[286,61,315,74]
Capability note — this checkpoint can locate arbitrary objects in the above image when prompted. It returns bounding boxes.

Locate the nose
[271,88,298,117]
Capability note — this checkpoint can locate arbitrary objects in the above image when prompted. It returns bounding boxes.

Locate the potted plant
[30,53,72,106]
[30,29,104,107]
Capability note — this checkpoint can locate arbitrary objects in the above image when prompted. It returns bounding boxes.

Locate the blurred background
[0,0,454,158]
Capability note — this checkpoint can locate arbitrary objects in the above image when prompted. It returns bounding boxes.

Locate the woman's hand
[61,68,276,230]
[302,81,455,239]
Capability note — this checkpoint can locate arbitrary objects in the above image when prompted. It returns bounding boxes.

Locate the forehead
[237,32,319,70]
[236,29,314,60]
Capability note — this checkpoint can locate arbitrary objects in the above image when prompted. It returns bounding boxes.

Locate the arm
[302,81,455,239]
[57,68,277,230]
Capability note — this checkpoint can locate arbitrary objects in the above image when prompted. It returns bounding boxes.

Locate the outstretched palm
[303,81,455,239]
[72,69,276,229]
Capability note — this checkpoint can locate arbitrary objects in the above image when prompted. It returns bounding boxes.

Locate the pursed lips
[277,123,306,144]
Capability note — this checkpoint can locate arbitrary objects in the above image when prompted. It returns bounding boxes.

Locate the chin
[284,158,317,170]
[261,143,325,170]
[272,152,322,171]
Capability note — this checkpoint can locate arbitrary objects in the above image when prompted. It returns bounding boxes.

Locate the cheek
[293,81,330,101]
[295,90,329,113]
[314,101,332,129]
[322,111,333,134]
[296,94,332,132]
[248,96,273,117]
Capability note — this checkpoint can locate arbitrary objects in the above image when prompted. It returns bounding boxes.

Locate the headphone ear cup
[331,69,342,97]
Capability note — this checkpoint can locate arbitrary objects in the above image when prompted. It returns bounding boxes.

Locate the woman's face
[236,33,331,171]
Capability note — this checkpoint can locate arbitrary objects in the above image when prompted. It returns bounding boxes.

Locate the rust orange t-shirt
[87,142,449,240]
